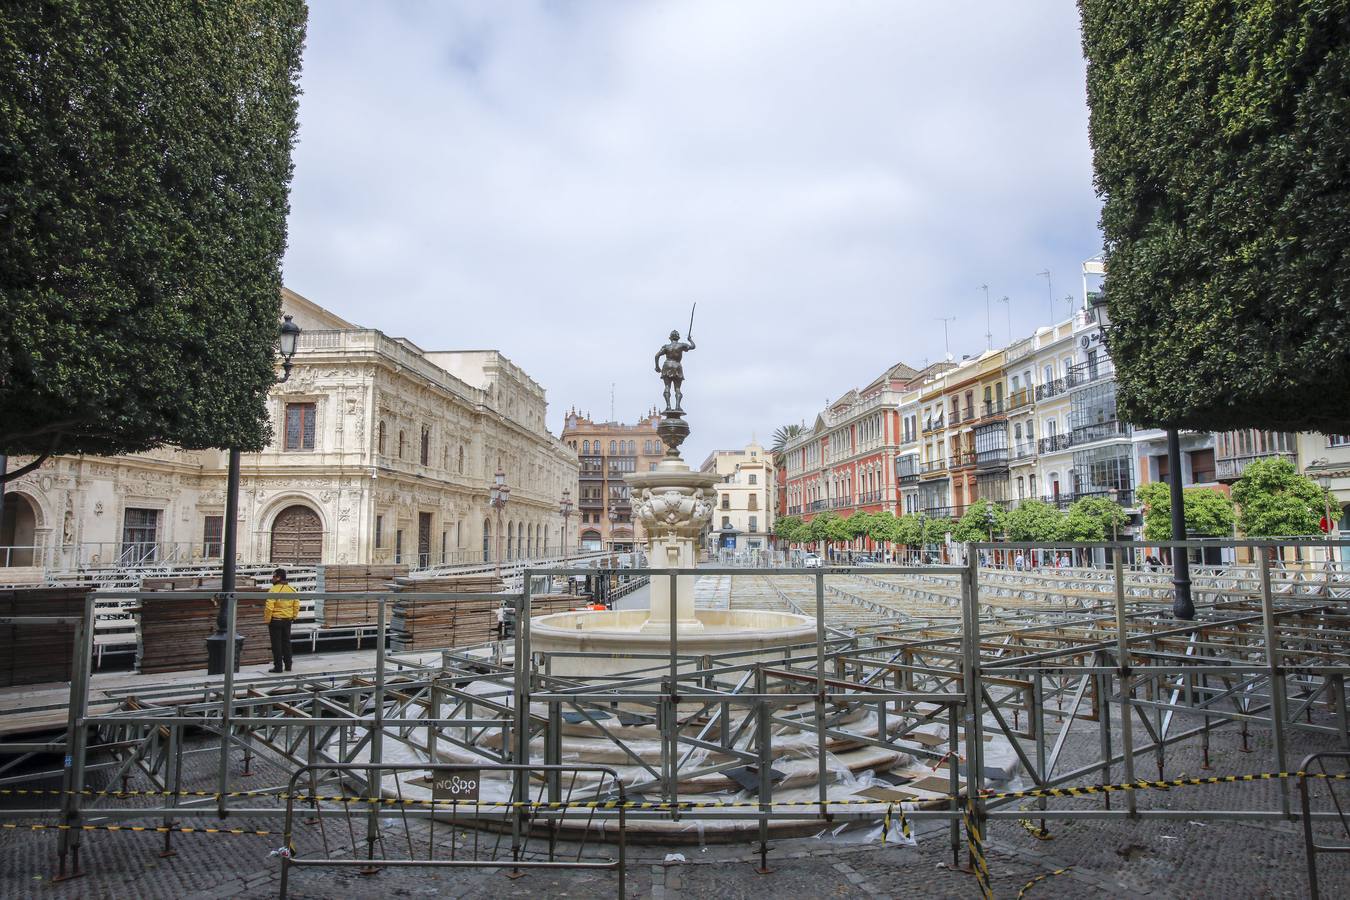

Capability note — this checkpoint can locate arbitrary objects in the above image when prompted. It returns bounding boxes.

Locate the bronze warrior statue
[654,313,696,411]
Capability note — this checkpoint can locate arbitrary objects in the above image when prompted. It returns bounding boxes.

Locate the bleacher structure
[1,538,1347,884]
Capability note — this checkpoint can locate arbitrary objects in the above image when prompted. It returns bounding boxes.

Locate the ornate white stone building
[0,288,580,576]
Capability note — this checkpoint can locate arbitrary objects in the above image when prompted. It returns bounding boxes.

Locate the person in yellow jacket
[264,568,299,673]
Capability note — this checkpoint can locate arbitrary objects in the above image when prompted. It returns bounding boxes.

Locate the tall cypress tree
[0,1,307,471]
[1080,1,1350,432]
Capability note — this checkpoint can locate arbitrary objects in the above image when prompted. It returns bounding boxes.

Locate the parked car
[803,554,824,568]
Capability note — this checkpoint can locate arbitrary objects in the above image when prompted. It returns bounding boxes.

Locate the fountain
[529,319,817,676]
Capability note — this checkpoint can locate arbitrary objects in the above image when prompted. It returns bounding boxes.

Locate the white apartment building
[702,442,776,551]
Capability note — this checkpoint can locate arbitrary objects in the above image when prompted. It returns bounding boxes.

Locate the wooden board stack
[388,573,505,650]
[136,582,271,674]
[0,587,90,687]
[313,564,407,627]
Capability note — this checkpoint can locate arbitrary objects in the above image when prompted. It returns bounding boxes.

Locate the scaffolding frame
[2,537,1348,884]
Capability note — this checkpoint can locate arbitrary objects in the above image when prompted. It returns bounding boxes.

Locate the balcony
[922,505,956,519]
[961,408,977,423]
[831,495,854,509]
[1012,442,1036,461]
[1007,389,1033,411]
[1065,360,1108,388]
[919,459,948,477]
[975,448,1009,471]
[949,450,975,470]
[1035,378,1067,401]
[1070,420,1131,445]
[1038,433,1073,454]
[980,399,1007,420]
[921,416,945,434]
[787,505,802,515]
[1216,451,1297,482]
[579,496,603,509]
[1073,488,1135,507]
[857,490,884,505]
[1039,493,1076,510]
[807,499,828,512]
[898,469,920,485]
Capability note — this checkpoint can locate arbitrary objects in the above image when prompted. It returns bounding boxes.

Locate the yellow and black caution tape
[980,769,1346,803]
[963,798,993,900]
[1017,817,1052,841]
[1,822,275,836]
[1017,866,1071,898]
[880,802,912,843]
[2,770,1342,812]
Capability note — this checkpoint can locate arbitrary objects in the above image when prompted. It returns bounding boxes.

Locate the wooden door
[270,505,322,565]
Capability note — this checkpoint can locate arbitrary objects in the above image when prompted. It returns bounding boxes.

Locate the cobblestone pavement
[3,682,1348,897]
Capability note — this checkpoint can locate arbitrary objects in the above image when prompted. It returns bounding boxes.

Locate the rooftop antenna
[1036,270,1053,321]
[978,284,992,350]
[935,315,956,360]
[1063,294,1075,319]
[997,295,1011,345]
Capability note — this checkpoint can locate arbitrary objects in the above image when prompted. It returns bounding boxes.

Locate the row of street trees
[773,460,1332,555]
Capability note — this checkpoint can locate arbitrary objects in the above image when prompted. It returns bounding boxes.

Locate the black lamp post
[206,315,301,675]
[559,489,573,567]
[490,469,510,581]
[1166,428,1194,619]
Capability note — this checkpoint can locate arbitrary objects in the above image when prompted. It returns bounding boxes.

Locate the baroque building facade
[0,288,579,576]
[558,410,664,552]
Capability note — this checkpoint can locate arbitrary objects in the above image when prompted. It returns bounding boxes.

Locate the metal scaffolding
[2,538,1348,885]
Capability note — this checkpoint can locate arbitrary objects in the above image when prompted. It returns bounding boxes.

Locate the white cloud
[283,0,1102,460]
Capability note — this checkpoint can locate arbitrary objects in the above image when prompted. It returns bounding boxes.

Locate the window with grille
[285,403,316,451]
[202,515,223,558]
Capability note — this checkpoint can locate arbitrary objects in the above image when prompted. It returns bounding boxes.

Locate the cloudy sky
[282,1,1103,462]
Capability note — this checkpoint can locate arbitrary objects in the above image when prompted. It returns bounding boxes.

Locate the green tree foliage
[951,499,1007,543]
[1064,497,1129,541]
[866,511,902,545]
[1080,1,1350,432]
[773,516,806,545]
[892,514,923,548]
[1005,500,1068,542]
[1137,482,1235,542]
[0,2,308,461]
[807,512,838,547]
[1232,457,1334,537]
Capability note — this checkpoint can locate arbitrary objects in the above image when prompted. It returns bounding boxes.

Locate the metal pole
[207,447,242,674]
[0,454,7,541]
[216,581,239,816]
[814,570,828,817]
[1166,429,1194,618]
[1258,553,1291,817]
[364,594,388,874]
[1114,548,1136,816]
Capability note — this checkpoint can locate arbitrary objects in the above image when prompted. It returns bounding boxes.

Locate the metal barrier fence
[279,762,626,899]
[1299,751,1350,899]
[1,537,1348,894]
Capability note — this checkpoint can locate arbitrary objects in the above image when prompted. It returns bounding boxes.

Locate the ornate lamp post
[608,506,620,553]
[206,315,301,675]
[1310,460,1336,574]
[559,489,573,567]
[489,469,510,581]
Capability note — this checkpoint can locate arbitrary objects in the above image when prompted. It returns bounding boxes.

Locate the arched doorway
[0,493,38,567]
[270,505,322,565]
[580,529,602,552]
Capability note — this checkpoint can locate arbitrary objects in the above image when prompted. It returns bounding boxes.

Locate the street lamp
[206,314,301,675]
[490,469,510,581]
[1310,459,1336,576]
[1107,487,1120,542]
[559,489,573,567]
[608,506,620,553]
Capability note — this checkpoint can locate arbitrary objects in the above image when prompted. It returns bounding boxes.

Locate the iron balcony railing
[1012,442,1036,460]
[831,495,854,509]
[856,491,884,505]
[1216,451,1298,482]
[807,499,828,512]
[949,450,975,470]
[980,399,1006,419]
[1035,378,1067,401]
[1007,389,1033,411]
[920,459,948,475]
[1038,433,1073,454]
[922,505,956,519]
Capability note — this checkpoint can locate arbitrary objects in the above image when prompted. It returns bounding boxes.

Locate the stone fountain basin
[529,609,819,677]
